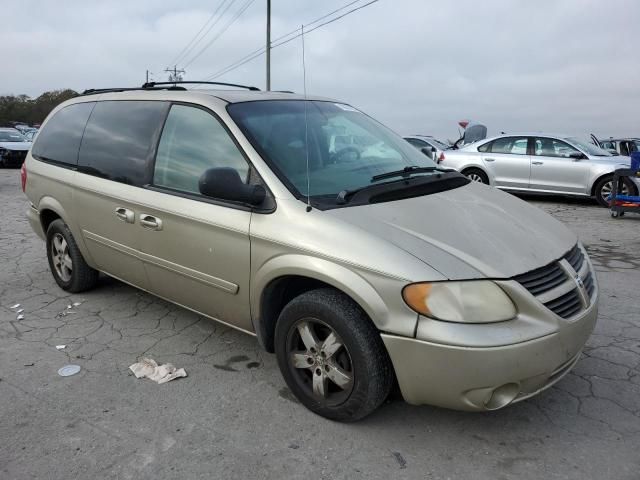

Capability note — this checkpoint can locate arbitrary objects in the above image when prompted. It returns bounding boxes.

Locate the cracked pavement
[1,171,639,479]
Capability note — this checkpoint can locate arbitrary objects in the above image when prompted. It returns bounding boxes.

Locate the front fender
[251,253,418,339]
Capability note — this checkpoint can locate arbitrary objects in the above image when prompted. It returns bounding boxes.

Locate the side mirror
[199,167,266,206]
[569,152,587,160]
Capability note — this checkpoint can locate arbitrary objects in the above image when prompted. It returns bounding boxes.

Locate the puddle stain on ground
[213,355,249,372]
[584,243,640,271]
[278,387,300,404]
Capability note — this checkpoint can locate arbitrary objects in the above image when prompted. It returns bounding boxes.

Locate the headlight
[402,281,516,323]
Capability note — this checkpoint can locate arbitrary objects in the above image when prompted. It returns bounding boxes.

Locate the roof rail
[81,86,187,96]
[141,81,260,91]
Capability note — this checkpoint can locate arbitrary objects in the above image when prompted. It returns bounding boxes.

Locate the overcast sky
[3,0,639,140]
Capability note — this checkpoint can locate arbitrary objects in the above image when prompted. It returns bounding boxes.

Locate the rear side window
[488,137,529,155]
[78,101,168,186]
[32,102,95,166]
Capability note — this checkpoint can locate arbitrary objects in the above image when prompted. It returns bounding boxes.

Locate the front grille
[2,150,27,166]
[514,243,596,320]
[543,289,582,319]
[565,245,584,272]
[514,262,567,296]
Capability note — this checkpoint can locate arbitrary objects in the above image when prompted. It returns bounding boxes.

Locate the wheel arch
[251,255,396,353]
[37,196,96,267]
[590,172,638,196]
[461,165,492,185]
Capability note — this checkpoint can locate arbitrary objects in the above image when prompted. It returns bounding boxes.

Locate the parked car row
[405,128,639,207]
[0,127,32,168]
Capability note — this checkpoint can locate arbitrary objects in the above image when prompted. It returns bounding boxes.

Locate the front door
[480,136,531,189]
[529,137,590,194]
[139,104,254,332]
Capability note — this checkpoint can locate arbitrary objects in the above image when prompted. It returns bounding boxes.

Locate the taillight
[438,152,445,164]
[21,162,27,192]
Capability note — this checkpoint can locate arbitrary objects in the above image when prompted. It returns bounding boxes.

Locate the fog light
[484,383,520,410]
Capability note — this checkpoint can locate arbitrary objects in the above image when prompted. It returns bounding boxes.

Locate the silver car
[404,135,450,161]
[23,85,598,421]
[439,133,639,206]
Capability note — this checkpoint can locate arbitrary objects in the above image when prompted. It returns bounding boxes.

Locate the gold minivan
[23,82,598,421]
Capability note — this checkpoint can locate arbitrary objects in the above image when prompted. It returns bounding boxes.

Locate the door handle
[532,161,544,165]
[484,158,495,162]
[140,214,163,231]
[114,207,135,224]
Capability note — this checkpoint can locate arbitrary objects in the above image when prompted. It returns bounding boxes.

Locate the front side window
[32,102,95,165]
[228,100,441,200]
[534,138,580,158]
[487,137,529,155]
[78,101,168,185]
[153,105,249,195]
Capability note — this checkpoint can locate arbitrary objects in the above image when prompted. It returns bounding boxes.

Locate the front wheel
[275,288,394,422]
[462,168,489,184]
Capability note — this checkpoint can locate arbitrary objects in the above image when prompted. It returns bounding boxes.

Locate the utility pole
[165,65,185,83]
[266,0,271,91]
[146,70,150,83]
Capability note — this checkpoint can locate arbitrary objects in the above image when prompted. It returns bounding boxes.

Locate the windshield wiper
[370,165,451,182]
[336,167,457,205]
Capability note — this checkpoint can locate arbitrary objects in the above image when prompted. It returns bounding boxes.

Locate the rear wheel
[46,219,99,292]
[275,288,394,422]
[594,175,636,207]
[462,168,489,184]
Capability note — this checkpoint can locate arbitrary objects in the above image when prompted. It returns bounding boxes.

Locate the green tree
[0,89,78,127]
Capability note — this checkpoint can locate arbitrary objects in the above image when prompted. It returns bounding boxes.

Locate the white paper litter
[67,305,72,309]
[16,314,24,320]
[129,358,187,384]
[56,345,66,350]
[58,365,81,377]
[73,302,82,307]
[17,309,24,314]
[11,304,20,309]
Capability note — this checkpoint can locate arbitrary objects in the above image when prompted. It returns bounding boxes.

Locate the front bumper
[0,150,28,167]
[382,284,598,412]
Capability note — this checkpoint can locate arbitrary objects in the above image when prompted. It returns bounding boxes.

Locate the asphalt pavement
[1,170,639,479]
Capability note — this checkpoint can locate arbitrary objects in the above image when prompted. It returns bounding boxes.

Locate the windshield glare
[567,137,612,157]
[228,100,438,198]
[0,130,27,142]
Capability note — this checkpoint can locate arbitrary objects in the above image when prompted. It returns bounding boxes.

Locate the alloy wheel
[51,233,73,282]
[601,181,629,202]
[286,318,354,406]
[467,172,485,183]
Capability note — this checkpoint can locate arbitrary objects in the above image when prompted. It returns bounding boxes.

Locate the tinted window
[534,138,579,158]
[489,137,529,155]
[78,101,168,185]
[153,105,249,195]
[32,102,95,165]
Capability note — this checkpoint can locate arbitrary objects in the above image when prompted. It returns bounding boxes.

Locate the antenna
[301,24,312,213]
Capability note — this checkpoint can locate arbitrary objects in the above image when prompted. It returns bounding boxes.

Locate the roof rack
[81,86,187,96]
[141,81,260,91]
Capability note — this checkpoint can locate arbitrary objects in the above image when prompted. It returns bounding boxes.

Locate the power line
[206,0,366,81]
[182,0,257,69]
[205,0,379,81]
[168,0,231,68]
[174,0,238,69]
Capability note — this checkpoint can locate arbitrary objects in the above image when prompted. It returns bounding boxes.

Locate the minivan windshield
[228,100,440,200]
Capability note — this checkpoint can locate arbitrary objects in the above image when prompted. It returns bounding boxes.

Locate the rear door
[74,100,169,289]
[479,136,531,189]
[138,103,253,331]
[529,136,590,194]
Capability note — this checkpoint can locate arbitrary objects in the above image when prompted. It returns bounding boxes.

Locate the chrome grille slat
[514,243,595,320]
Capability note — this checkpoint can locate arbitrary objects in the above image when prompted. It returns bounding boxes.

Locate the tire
[46,219,99,292]
[462,168,489,184]
[594,175,636,208]
[275,288,394,422]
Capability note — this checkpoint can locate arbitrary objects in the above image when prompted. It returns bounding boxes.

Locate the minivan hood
[327,182,577,279]
[0,141,31,151]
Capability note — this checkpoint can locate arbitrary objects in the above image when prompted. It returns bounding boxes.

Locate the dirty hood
[327,182,577,279]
